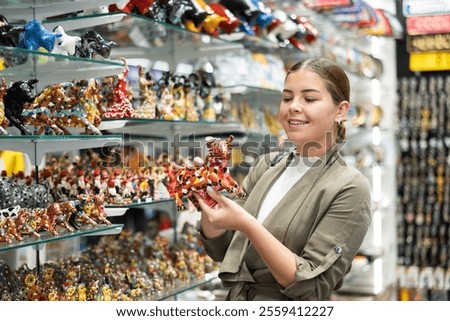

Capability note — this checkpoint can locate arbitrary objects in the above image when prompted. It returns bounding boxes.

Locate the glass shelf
[42,12,245,65]
[102,118,246,140]
[154,272,219,301]
[0,134,122,165]
[0,0,116,22]
[0,45,124,92]
[105,198,175,217]
[0,223,124,253]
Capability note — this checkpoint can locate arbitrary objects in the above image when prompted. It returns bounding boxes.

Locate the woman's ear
[335,101,350,123]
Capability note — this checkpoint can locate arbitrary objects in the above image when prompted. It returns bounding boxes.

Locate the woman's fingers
[192,192,207,210]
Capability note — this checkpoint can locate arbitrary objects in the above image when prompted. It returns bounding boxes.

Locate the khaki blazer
[200,144,372,300]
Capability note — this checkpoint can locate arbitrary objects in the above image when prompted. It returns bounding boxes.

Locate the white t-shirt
[257,155,318,223]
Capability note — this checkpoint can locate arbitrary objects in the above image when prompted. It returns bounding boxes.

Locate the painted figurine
[51,26,81,56]
[102,59,136,119]
[170,135,246,211]
[133,65,157,119]
[18,19,61,52]
[3,79,39,135]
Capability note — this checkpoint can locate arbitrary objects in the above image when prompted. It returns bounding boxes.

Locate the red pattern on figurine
[102,59,136,119]
[170,135,246,211]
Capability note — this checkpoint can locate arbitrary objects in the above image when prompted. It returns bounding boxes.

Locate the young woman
[195,57,372,300]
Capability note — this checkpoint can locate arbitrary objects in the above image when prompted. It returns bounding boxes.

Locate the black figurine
[0,15,25,47]
[74,30,117,59]
[3,79,38,135]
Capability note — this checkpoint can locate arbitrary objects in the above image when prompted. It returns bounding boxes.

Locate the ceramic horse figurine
[170,135,246,211]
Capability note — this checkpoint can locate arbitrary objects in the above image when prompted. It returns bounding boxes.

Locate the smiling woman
[280,58,350,157]
[195,57,372,301]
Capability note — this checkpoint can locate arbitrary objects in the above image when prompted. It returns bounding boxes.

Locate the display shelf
[155,271,219,301]
[0,45,124,91]
[0,223,124,253]
[102,118,246,140]
[214,85,281,113]
[105,198,175,217]
[42,12,245,66]
[0,134,122,165]
[0,0,117,22]
[219,31,311,59]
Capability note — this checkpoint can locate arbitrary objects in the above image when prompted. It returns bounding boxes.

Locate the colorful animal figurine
[3,79,38,135]
[219,0,261,35]
[0,78,9,135]
[109,0,154,15]
[0,14,24,47]
[18,19,61,52]
[170,135,246,211]
[209,3,241,35]
[51,26,81,56]
[74,30,116,59]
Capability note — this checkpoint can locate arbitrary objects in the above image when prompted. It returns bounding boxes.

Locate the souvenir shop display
[0,0,403,301]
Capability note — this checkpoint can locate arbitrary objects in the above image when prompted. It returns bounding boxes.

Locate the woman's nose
[289,99,302,112]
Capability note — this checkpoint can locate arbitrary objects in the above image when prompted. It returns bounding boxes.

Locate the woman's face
[279,68,347,157]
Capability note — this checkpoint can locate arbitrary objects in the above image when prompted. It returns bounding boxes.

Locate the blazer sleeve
[281,171,372,300]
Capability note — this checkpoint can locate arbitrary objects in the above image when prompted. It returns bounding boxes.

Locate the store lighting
[371,79,381,106]
[371,35,381,57]
[372,209,382,248]
[201,35,212,44]
[372,125,381,146]
[372,165,382,203]
[373,257,383,294]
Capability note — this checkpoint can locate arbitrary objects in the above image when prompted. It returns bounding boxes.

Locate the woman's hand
[194,186,254,238]
[196,187,297,287]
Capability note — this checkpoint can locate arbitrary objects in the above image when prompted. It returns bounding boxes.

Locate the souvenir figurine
[183,73,200,121]
[21,270,41,301]
[208,3,241,35]
[87,194,112,224]
[51,26,81,56]
[0,215,23,243]
[133,65,157,119]
[16,208,41,239]
[202,96,216,122]
[170,135,246,211]
[218,0,261,35]
[0,78,9,135]
[154,168,171,200]
[76,170,87,195]
[171,75,186,120]
[109,0,154,16]
[102,59,136,119]
[74,30,117,59]
[46,201,75,233]
[0,14,24,47]
[157,76,176,120]
[76,283,87,301]
[63,285,77,301]
[18,19,61,52]
[184,0,226,35]
[265,9,304,50]
[3,78,38,135]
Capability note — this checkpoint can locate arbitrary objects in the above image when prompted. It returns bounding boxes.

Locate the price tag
[407,34,450,52]
[406,14,450,35]
[403,0,450,17]
[410,51,450,71]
